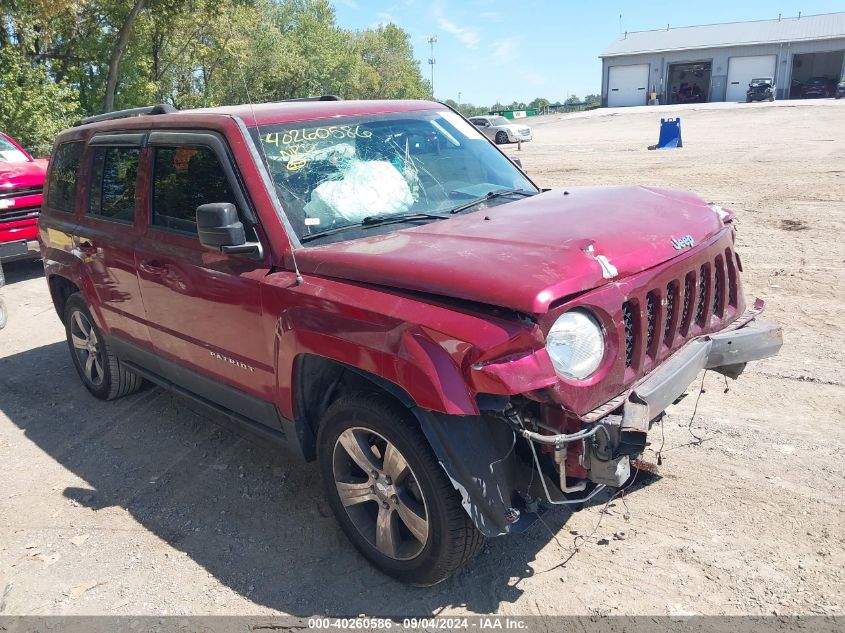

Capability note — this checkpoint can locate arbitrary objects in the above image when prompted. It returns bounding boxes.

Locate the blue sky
[332,0,845,106]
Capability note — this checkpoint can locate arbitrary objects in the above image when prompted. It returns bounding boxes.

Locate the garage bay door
[726,55,776,101]
[608,64,649,107]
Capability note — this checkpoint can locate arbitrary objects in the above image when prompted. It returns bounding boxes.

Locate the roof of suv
[75,99,444,132]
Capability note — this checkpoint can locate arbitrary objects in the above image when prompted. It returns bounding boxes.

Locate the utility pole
[427,35,437,98]
[457,91,461,107]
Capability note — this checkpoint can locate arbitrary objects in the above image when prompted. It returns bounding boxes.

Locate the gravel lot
[0,99,843,617]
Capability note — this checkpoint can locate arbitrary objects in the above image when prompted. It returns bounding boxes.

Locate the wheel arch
[291,353,532,539]
[292,353,418,462]
[47,274,80,323]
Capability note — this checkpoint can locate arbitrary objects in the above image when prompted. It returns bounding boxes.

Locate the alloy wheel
[69,310,105,387]
[332,427,429,560]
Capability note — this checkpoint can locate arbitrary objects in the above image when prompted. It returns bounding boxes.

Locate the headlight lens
[545,310,605,380]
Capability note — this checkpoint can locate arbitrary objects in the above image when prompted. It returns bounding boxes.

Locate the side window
[46,142,84,213]
[88,147,140,223]
[151,146,236,234]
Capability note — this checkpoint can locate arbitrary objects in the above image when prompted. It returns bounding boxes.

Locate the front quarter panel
[260,273,543,420]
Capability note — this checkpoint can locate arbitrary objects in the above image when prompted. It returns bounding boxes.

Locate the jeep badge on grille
[672,234,695,250]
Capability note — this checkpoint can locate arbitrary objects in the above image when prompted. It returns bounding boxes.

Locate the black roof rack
[73,103,178,127]
[279,95,343,102]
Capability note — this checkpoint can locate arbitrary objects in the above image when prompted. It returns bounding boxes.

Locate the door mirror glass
[196,203,247,250]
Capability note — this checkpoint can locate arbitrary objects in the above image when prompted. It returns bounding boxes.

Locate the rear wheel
[495,131,509,144]
[317,394,484,585]
[64,293,145,400]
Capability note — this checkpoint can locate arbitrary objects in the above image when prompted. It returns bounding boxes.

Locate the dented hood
[295,186,725,314]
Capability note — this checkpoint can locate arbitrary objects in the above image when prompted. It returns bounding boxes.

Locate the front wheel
[317,394,484,585]
[495,131,509,145]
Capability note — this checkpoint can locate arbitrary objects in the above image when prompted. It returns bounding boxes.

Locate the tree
[584,93,600,106]
[354,23,429,99]
[104,0,148,112]
[0,47,79,154]
[564,94,581,105]
[528,97,549,110]
[0,0,431,144]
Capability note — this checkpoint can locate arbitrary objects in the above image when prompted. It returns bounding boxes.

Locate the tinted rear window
[88,147,140,223]
[47,142,84,213]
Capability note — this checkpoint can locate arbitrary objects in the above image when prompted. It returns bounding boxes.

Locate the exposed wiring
[660,370,714,456]
[523,435,607,506]
[656,414,666,465]
[686,369,709,445]
[537,465,641,575]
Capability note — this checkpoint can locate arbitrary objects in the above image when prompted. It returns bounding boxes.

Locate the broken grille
[621,247,738,375]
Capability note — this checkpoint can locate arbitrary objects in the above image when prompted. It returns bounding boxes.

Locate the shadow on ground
[1,259,44,285]
[0,341,658,615]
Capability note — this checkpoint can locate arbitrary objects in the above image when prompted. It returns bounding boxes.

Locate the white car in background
[469,115,533,144]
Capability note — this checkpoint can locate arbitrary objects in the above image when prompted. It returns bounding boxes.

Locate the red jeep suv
[39,99,782,585]
[1,131,47,262]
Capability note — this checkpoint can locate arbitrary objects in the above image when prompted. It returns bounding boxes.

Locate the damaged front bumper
[621,315,783,433]
[414,310,782,538]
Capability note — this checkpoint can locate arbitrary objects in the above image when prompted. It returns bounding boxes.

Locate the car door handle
[139,260,168,275]
[78,241,97,255]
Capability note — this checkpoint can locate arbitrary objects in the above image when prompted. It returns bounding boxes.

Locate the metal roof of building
[601,12,845,57]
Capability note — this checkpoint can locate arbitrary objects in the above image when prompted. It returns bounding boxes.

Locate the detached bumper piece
[622,316,783,433]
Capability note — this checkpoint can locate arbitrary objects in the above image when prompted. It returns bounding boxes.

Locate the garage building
[600,12,845,107]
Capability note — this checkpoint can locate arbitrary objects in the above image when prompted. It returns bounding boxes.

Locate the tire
[317,393,484,586]
[495,131,509,145]
[64,293,145,400]
[0,296,7,330]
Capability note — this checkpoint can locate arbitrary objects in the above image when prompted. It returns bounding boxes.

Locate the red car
[1,131,47,262]
[38,99,782,585]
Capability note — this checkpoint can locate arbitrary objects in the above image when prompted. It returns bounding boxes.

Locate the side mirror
[196,203,255,255]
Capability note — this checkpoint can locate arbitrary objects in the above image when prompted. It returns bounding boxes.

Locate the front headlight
[545,309,605,380]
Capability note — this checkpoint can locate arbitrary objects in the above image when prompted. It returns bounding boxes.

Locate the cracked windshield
[253,109,536,245]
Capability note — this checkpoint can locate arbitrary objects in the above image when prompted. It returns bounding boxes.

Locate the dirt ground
[0,99,843,617]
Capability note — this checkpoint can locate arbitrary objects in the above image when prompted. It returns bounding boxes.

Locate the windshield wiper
[361,212,446,226]
[449,189,537,215]
[300,212,446,243]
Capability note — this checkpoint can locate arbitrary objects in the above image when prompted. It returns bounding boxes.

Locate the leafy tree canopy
[0,0,430,152]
